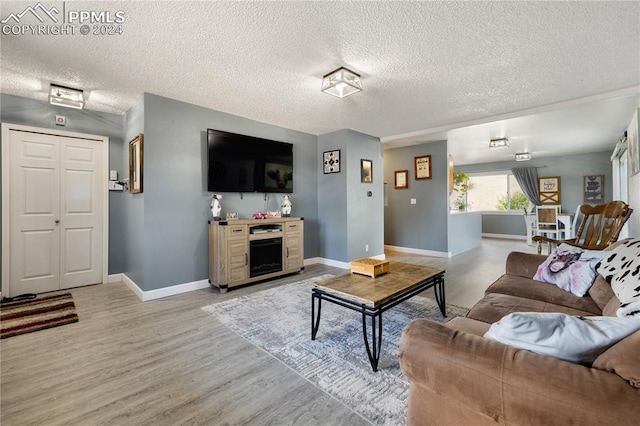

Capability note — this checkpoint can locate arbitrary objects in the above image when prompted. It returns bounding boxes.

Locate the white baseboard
[108,273,123,283]
[122,274,210,302]
[482,233,527,241]
[384,245,449,258]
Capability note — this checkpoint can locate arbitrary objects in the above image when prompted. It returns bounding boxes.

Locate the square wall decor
[323,150,341,174]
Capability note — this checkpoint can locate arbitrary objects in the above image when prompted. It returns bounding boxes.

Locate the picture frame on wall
[583,175,604,204]
[129,133,144,194]
[394,170,408,189]
[323,149,341,174]
[538,176,560,204]
[414,155,432,180]
[361,159,373,183]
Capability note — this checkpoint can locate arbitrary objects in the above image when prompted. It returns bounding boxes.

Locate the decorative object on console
[414,155,432,180]
[128,133,144,194]
[321,67,363,98]
[394,170,408,189]
[281,194,292,217]
[225,212,238,220]
[538,176,560,204]
[323,150,341,174]
[210,194,222,220]
[583,175,604,204]
[361,159,373,183]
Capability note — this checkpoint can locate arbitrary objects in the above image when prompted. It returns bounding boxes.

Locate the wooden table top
[313,262,444,307]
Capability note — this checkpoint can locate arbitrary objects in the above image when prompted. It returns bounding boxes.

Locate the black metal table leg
[362,309,383,372]
[311,292,322,340]
[434,276,446,317]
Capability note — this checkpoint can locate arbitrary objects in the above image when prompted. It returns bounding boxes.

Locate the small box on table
[350,258,390,278]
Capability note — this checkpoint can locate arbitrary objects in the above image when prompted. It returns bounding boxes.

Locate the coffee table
[311,262,446,372]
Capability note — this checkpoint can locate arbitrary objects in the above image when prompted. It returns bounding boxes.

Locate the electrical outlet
[365,244,369,252]
[410,198,417,205]
[110,170,118,181]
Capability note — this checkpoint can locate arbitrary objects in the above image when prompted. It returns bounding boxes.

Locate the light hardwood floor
[0,238,537,425]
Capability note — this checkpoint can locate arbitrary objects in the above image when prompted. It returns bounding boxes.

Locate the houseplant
[452,171,471,211]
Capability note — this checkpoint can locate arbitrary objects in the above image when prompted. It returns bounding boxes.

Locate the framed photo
[129,133,144,194]
[538,176,560,204]
[394,170,408,189]
[361,159,373,183]
[414,155,432,180]
[323,150,341,174]
[583,175,604,204]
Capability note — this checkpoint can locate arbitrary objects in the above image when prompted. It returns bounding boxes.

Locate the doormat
[1,293,78,339]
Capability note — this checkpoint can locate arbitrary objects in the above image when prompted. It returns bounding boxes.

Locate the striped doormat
[1,293,78,339]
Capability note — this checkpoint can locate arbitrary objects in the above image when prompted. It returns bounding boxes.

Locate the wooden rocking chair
[533,201,633,254]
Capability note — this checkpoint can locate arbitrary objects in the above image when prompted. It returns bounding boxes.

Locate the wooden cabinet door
[284,221,303,272]
[227,237,249,283]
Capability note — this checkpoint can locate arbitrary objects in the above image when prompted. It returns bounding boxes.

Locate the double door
[6,128,105,296]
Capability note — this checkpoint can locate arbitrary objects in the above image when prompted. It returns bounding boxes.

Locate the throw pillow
[533,243,607,297]
[484,312,640,364]
[597,239,640,318]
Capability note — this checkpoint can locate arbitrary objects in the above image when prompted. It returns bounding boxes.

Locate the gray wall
[384,141,449,252]
[137,93,319,291]
[459,151,614,236]
[317,130,384,262]
[0,93,126,274]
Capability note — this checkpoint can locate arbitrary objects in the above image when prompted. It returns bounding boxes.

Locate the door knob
[55,220,60,224]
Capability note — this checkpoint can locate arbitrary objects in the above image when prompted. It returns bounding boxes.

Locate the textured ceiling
[1,1,639,164]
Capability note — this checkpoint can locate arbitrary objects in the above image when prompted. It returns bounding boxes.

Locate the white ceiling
[1,1,639,164]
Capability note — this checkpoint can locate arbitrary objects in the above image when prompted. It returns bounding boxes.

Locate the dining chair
[535,205,562,242]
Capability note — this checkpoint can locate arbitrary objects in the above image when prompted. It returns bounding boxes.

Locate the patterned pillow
[597,239,640,318]
[533,243,607,297]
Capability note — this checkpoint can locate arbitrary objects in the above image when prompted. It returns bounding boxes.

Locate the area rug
[202,275,468,425]
[0,293,78,339]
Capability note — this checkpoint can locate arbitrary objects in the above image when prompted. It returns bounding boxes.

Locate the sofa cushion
[486,275,601,314]
[484,312,640,364]
[598,239,640,318]
[467,293,596,324]
[603,296,622,317]
[445,317,491,337]
[533,243,607,297]
[593,330,640,388]
[588,275,616,311]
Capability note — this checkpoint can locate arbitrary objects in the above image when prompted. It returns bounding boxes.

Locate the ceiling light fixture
[489,138,509,148]
[321,67,362,98]
[49,83,84,109]
[515,152,532,161]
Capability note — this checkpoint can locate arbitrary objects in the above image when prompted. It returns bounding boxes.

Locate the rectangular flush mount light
[515,152,532,161]
[49,83,84,109]
[321,67,362,98]
[489,138,509,148]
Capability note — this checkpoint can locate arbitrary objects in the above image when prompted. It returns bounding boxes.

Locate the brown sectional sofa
[399,247,640,425]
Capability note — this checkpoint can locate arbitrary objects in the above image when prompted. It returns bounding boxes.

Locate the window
[454,173,530,211]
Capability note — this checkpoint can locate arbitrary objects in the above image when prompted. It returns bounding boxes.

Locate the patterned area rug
[0,293,78,339]
[202,275,468,425]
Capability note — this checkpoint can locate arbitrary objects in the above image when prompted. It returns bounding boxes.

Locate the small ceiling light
[49,83,84,109]
[515,152,532,161]
[489,138,509,148]
[321,67,362,98]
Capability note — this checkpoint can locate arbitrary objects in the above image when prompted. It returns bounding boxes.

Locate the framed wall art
[538,176,560,204]
[323,149,341,174]
[361,159,373,183]
[129,133,144,194]
[414,155,432,180]
[394,170,408,189]
[583,175,604,204]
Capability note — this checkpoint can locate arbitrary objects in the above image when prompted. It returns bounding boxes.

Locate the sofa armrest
[504,251,547,278]
[399,319,639,425]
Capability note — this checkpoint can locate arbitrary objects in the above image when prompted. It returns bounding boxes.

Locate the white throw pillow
[484,312,640,364]
[597,239,640,318]
[533,243,607,297]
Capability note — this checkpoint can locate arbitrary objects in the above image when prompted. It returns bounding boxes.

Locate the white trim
[1,123,109,297]
[108,273,123,283]
[384,245,450,258]
[122,274,210,302]
[482,233,527,241]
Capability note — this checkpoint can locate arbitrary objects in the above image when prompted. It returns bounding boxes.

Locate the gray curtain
[512,167,541,209]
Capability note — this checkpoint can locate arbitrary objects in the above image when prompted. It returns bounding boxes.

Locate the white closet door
[8,130,104,295]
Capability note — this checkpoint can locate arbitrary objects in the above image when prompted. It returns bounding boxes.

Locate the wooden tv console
[208,217,304,293]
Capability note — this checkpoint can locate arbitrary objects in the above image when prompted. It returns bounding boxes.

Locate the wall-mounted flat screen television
[207,128,293,193]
